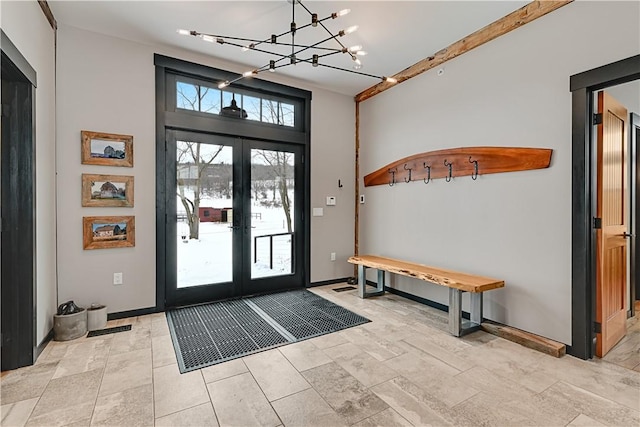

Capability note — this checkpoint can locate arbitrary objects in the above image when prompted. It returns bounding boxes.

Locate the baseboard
[481,320,566,358]
[308,277,351,288]
[35,328,54,360]
[384,286,471,320]
[107,306,159,320]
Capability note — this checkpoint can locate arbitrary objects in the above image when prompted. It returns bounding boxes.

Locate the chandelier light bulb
[348,45,362,53]
[201,35,215,43]
[356,50,368,56]
[218,81,230,89]
[243,70,256,77]
[384,76,397,84]
[353,58,362,66]
[344,25,359,35]
[177,29,191,36]
[337,9,351,17]
[242,46,249,52]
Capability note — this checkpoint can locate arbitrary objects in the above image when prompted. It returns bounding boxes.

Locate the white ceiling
[48,1,529,95]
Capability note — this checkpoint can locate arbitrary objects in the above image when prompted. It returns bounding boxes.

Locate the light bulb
[348,45,362,53]
[337,9,350,17]
[356,50,368,56]
[384,77,397,84]
[242,46,249,52]
[344,25,359,34]
[218,81,229,89]
[177,29,191,36]
[201,35,215,43]
[243,70,256,77]
[353,63,362,70]
[353,58,362,66]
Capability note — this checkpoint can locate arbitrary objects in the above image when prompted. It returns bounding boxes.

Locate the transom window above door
[176,80,295,127]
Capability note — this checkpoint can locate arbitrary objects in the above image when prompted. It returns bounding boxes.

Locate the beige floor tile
[309,331,349,349]
[201,358,248,383]
[109,325,151,355]
[271,388,346,427]
[63,418,91,427]
[351,407,413,427]
[151,317,170,338]
[602,329,640,370]
[302,362,388,425]
[539,381,640,426]
[207,372,280,427]
[155,402,219,427]
[567,413,607,426]
[243,349,310,401]
[360,320,417,343]
[0,361,58,405]
[151,335,177,368]
[51,338,111,379]
[454,366,536,403]
[153,364,209,418]
[371,376,467,426]
[99,348,152,396]
[324,342,398,387]
[279,340,332,372]
[401,333,474,371]
[26,369,102,427]
[1,398,39,427]
[340,327,407,361]
[91,383,153,426]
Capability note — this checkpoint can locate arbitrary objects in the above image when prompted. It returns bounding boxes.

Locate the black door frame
[1,30,37,370]
[570,54,640,359]
[155,54,311,310]
[632,112,640,318]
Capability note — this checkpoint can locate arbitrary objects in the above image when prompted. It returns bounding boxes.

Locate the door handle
[619,233,634,238]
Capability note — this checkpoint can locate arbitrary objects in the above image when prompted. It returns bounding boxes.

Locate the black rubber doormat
[86,324,132,337]
[166,289,370,373]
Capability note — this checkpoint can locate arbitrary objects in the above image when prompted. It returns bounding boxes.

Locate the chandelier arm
[296,1,349,53]
[291,33,344,58]
[222,40,294,61]
[308,61,385,80]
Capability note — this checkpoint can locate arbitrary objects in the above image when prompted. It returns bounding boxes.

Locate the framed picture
[81,174,134,207]
[83,216,135,250]
[81,130,133,167]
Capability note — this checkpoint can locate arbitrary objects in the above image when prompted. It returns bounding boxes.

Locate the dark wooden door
[595,91,629,357]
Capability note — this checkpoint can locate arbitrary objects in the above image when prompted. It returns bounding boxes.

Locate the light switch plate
[326,196,336,206]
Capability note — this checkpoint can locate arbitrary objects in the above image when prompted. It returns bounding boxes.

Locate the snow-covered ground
[176,196,294,288]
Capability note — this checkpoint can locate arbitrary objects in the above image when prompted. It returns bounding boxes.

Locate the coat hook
[469,156,478,180]
[403,164,412,183]
[423,163,431,184]
[444,159,453,182]
[388,168,397,187]
[338,179,343,188]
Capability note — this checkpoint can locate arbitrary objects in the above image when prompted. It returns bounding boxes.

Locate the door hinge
[593,322,601,334]
[593,217,602,229]
[593,113,603,125]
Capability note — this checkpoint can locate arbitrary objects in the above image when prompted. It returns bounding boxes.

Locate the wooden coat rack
[363,146,552,187]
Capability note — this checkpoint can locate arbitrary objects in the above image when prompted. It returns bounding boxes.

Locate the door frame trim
[570,54,640,359]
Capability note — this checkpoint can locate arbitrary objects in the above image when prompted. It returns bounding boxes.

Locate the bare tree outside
[177,142,224,239]
[253,150,294,233]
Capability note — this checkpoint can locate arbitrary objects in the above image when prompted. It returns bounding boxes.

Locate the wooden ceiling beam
[355,0,573,103]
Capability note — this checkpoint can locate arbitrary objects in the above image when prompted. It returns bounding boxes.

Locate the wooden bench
[347,255,505,337]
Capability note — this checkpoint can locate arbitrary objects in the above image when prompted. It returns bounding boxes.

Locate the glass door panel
[176,142,234,288]
[250,148,295,279]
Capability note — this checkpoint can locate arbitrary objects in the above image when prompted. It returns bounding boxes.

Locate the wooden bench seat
[348,255,505,337]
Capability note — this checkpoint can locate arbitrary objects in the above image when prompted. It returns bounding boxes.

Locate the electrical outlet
[113,272,123,285]
[330,252,336,261]
[326,196,336,206]
[359,195,365,204]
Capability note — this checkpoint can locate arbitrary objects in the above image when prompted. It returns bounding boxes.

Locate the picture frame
[81,174,134,207]
[83,216,135,250]
[81,130,133,167]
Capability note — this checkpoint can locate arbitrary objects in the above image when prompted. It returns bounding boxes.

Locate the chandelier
[177,0,398,89]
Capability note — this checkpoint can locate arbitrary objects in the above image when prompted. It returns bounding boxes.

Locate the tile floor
[1,285,639,427]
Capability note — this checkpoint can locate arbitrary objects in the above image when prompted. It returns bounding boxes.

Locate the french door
[165,130,304,307]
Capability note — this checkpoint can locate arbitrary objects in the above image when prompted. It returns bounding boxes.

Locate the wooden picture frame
[81,130,133,167]
[81,174,134,207]
[83,216,135,250]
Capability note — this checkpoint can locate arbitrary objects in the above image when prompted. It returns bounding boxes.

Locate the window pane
[222,91,234,109]
[261,100,279,124]
[200,86,221,114]
[176,81,199,111]
[243,95,261,122]
[281,103,295,127]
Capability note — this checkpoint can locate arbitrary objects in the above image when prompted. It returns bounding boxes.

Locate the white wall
[0,0,57,345]
[56,25,355,313]
[358,1,640,344]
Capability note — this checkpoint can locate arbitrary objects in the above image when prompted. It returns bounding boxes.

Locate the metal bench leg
[357,265,386,299]
[470,292,483,326]
[358,265,367,298]
[449,288,462,337]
